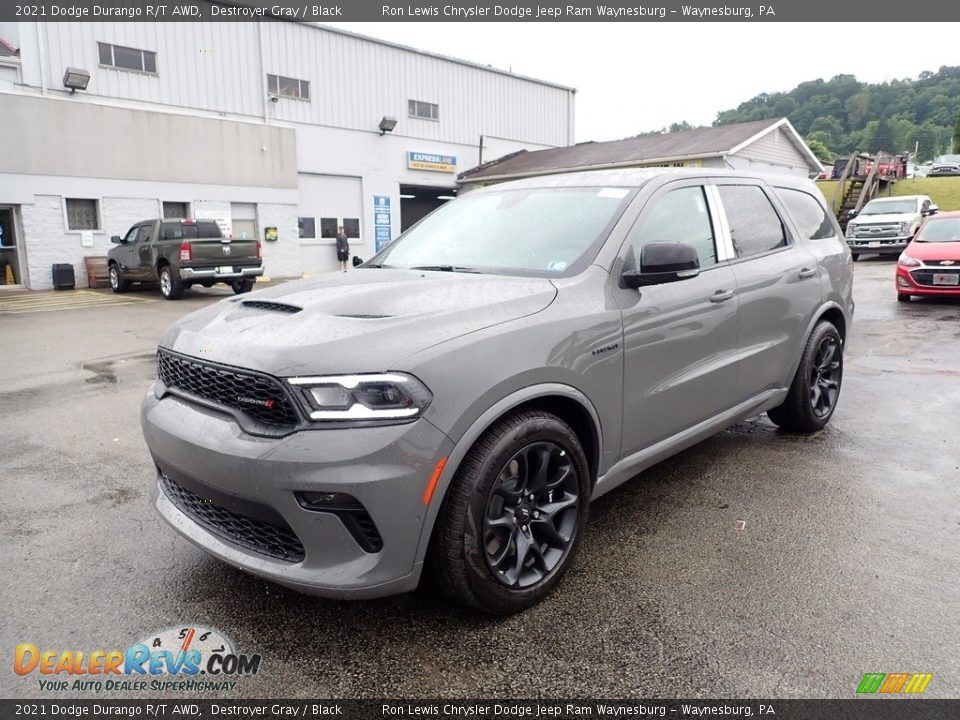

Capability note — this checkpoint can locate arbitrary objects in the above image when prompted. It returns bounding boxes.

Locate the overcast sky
[329,22,956,143]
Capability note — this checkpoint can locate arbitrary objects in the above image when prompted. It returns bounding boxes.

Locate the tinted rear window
[776,187,837,240]
[160,222,221,240]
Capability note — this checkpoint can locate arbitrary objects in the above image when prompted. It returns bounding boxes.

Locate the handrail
[831,155,857,213]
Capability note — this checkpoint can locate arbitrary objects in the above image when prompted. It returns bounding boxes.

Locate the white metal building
[0,19,575,289]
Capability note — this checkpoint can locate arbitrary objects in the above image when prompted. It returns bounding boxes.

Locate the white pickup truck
[845,195,938,260]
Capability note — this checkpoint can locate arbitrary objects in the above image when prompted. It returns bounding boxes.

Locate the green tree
[805,138,834,163]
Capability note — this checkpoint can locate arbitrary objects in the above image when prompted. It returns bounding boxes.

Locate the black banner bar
[2,0,959,23]
[1,700,958,720]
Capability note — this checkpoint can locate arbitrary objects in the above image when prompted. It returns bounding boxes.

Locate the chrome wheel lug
[533,511,540,519]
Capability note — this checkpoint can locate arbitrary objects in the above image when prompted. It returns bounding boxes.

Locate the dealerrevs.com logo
[14,625,261,693]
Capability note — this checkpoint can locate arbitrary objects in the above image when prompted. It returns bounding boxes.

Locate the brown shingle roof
[461,118,790,182]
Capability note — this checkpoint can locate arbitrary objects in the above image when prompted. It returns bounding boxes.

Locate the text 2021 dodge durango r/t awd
[142,169,853,614]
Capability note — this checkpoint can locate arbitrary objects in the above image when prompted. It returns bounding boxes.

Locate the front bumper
[845,236,910,255]
[896,265,960,296]
[180,264,264,281]
[142,385,454,598]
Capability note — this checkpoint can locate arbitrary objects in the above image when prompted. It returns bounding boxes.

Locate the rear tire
[427,410,590,615]
[108,264,130,293]
[231,278,255,294]
[897,293,911,302]
[767,321,843,433]
[159,265,183,300]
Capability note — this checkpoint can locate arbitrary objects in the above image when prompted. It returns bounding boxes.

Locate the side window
[137,225,153,244]
[718,185,786,258]
[921,199,930,213]
[628,186,718,269]
[776,188,837,240]
[123,225,140,244]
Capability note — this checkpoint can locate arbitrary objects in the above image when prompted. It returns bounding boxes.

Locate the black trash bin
[52,263,76,290]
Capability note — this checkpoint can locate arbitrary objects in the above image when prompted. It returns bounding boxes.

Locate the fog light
[897,276,910,287]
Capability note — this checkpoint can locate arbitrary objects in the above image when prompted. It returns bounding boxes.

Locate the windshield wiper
[410,265,485,274]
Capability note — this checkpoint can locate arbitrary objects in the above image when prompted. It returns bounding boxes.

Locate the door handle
[799,267,817,280]
[709,289,735,303]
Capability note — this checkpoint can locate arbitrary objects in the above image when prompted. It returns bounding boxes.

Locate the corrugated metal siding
[34,22,570,148]
[736,129,810,170]
[297,174,363,227]
[40,22,262,116]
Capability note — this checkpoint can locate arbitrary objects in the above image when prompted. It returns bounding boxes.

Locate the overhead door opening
[399,185,458,233]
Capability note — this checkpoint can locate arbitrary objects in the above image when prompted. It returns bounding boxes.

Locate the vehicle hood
[159,269,558,376]
[905,241,960,261]
[851,212,917,225]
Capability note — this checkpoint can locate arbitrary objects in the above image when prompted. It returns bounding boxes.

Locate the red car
[896,211,960,302]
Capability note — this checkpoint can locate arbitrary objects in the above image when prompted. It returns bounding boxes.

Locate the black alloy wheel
[809,335,841,419]
[482,441,580,589]
[427,409,590,614]
[767,320,844,433]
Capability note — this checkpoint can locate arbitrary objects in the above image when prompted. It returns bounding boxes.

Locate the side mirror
[928,205,939,216]
[621,242,700,289]
[847,209,858,218]
[111,235,123,244]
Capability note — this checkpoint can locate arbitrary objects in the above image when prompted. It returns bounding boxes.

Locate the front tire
[897,293,911,302]
[159,265,183,300]
[427,410,590,615]
[767,321,843,433]
[108,264,130,293]
[851,253,860,262]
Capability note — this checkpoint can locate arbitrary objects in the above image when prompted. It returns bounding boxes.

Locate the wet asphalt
[1,261,958,700]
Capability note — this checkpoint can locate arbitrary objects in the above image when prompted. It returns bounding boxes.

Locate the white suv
[845,195,938,260]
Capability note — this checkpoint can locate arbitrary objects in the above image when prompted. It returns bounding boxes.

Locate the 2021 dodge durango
[142,169,854,614]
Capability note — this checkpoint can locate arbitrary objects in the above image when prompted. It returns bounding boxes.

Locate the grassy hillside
[815,177,960,212]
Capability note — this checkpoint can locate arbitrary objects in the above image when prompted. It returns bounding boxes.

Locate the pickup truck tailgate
[189,238,260,265]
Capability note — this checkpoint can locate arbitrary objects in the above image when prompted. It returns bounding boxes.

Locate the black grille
[160,471,305,563]
[911,269,960,287]
[242,300,302,314]
[157,349,299,428]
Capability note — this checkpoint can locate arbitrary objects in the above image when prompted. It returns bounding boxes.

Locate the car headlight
[288,373,432,422]
[898,253,921,267]
[845,223,857,238]
[901,222,912,234]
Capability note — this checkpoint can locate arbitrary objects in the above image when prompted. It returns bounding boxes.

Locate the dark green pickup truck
[107,218,263,300]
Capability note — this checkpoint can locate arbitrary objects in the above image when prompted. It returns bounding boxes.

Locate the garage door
[298,174,363,273]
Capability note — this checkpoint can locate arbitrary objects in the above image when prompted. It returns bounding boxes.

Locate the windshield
[367,186,634,277]
[916,218,960,243]
[860,199,918,215]
[934,155,960,163]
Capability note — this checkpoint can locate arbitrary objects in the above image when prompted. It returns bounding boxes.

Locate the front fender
[411,383,602,571]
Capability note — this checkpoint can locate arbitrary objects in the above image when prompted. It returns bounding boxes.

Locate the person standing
[336,225,349,272]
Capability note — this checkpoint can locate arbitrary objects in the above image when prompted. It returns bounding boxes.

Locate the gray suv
[142,169,853,614]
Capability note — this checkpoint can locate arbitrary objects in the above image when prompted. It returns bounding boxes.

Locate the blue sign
[373,195,392,253]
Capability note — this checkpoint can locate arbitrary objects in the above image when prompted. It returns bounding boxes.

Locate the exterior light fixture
[63,67,90,93]
[378,116,397,135]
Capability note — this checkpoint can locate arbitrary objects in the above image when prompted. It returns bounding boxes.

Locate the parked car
[845,195,937,260]
[141,168,853,614]
[929,154,960,176]
[108,218,263,300]
[895,211,960,302]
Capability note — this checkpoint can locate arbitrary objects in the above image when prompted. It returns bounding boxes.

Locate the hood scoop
[334,313,393,319]
[241,300,302,314]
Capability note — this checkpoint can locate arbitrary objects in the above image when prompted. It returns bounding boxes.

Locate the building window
[98,42,157,74]
[162,202,189,220]
[342,218,360,239]
[408,100,439,121]
[267,74,310,100]
[65,199,100,231]
[298,217,316,239]
[320,218,338,239]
